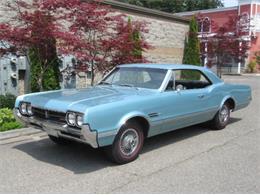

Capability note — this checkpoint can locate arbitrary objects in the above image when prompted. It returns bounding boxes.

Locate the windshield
[100,67,167,89]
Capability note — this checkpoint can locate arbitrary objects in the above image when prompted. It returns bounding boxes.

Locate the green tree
[116,0,223,13]
[183,16,201,65]
[29,38,61,92]
[182,16,201,79]
[128,17,143,58]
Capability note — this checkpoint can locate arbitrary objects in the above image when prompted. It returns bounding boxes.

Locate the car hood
[20,86,154,113]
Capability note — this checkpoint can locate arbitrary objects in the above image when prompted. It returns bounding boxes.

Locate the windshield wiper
[98,81,112,85]
[118,84,134,87]
[118,84,139,90]
[99,82,138,90]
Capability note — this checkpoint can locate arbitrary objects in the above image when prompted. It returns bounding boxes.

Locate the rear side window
[166,69,212,91]
[174,69,210,83]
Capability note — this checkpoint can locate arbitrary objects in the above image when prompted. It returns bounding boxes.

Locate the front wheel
[210,103,231,130]
[105,121,144,164]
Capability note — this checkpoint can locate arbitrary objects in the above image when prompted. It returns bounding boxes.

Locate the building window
[238,12,250,33]
[198,17,211,33]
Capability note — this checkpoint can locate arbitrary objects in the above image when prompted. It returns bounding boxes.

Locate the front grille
[32,107,66,124]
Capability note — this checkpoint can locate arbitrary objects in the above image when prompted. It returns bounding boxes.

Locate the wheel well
[225,98,235,111]
[126,117,150,138]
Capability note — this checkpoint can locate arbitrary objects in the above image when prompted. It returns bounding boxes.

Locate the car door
[157,69,215,134]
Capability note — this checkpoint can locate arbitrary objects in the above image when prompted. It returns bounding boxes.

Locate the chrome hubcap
[119,129,139,156]
[219,106,229,123]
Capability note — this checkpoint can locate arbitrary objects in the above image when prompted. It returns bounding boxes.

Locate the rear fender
[219,95,236,110]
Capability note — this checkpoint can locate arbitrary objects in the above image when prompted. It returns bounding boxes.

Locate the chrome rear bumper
[13,108,98,148]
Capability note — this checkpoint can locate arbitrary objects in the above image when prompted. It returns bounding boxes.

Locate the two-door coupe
[14,64,252,164]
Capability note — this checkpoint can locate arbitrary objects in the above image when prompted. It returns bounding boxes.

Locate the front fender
[97,111,150,147]
[116,111,150,132]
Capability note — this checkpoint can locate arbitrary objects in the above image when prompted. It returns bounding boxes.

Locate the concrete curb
[242,73,260,76]
[223,73,260,77]
[0,128,42,141]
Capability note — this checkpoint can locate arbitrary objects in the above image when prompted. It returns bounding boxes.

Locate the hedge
[0,108,24,132]
[0,94,16,109]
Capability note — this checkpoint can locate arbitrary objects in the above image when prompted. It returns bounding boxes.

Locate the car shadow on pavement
[13,117,241,174]
[142,117,241,154]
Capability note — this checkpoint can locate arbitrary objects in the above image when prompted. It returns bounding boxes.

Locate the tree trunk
[90,62,95,86]
[216,54,222,78]
[25,53,32,93]
[38,71,44,92]
[91,71,95,86]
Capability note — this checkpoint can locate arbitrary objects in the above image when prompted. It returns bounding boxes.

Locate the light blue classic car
[14,64,252,164]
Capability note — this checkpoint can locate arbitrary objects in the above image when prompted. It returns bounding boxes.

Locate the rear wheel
[211,103,231,130]
[105,121,144,164]
[48,135,71,145]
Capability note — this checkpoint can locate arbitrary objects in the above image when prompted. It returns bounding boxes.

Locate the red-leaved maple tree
[0,0,150,89]
[111,17,150,68]
[0,0,71,91]
[198,14,251,77]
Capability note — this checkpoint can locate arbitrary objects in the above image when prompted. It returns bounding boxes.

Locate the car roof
[118,63,207,71]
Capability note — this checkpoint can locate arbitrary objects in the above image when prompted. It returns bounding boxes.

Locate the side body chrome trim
[148,113,160,118]
[152,106,219,125]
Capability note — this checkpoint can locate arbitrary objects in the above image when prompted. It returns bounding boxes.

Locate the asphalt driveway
[0,75,259,193]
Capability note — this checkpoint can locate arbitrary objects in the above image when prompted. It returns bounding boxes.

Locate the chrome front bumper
[13,108,98,148]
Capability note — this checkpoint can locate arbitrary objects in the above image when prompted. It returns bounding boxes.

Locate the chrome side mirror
[176,84,184,92]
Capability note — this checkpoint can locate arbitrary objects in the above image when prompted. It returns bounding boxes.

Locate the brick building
[176,0,260,74]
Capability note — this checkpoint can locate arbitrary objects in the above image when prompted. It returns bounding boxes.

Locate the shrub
[247,61,257,73]
[0,108,24,132]
[255,51,260,65]
[0,94,16,109]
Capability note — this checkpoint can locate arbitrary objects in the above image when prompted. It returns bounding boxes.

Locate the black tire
[210,103,231,130]
[105,121,144,164]
[48,135,71,145]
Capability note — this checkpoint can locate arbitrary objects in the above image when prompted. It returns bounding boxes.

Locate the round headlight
[67,112,76,126]
[20,103,27,114]
[76,115,83,127]
[27,104,33,116]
